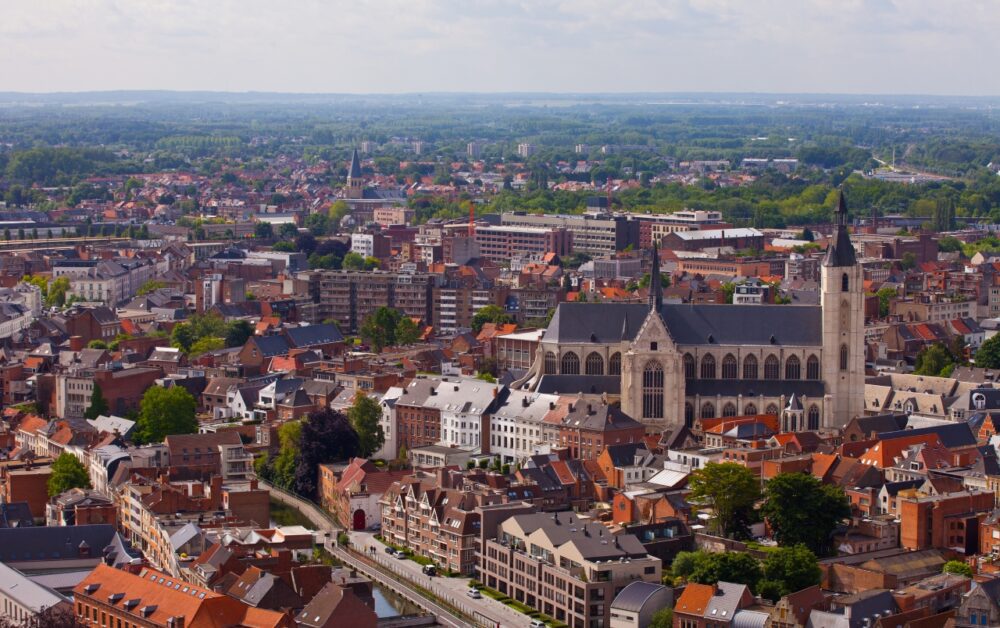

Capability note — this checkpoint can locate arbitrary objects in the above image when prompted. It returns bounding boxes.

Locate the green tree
[272,421,302,489]
[875,286,897,318]
[670,551,701,579]
[225,320,254,348]
[84,383,110,421]
[942,560,973,578]
[688,462,760,539]
[763,545,821,596]
[328,201,350,231]
[471,304,514,333]
[342,251,365,270]
[938,236,963,253]
[649,608,672,628]
[279,222,300,239]
[254,222,274,239]
[360,306,404,352]
[135,386,198,444]
[976,334,1000,369]
[171,322,196,352]
[689,552,763,592]
[137,279,167,296]
[395,316,421,346]
[189,336,225,356]
[87,340,108,350]
[348,392,384,458]
[761,473,851,556]
[914,343,956,377]
[637,272,670,290]
[48,452,91,497]
[46,276,70,307]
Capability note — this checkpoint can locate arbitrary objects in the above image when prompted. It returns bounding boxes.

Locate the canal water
[373,584,422,617]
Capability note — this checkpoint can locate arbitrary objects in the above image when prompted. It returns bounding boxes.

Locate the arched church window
[842,272,849,292]
[840,344,849,371]
[722,403,737,417]
[806,355,820,380]
[785,355,801,380]
[721,354,738,379]
[700,354,716,379]
[700,402,716,419]
[764,355,780,380]
[765,403,779,415]
[585,352,604,376]
[642,360,664,419]
[743,354,758,379]
[683,354,696,379]
[609,352,621,376]
[808,405,820,430]
[561,352,580,375]
[743,403,758,416]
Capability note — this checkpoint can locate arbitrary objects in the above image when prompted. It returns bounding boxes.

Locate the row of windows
[545,351,622,376]
[683,353,820,380]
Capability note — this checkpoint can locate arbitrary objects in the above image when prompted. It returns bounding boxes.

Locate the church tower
[820,191,865,428]
[346,148,364,200]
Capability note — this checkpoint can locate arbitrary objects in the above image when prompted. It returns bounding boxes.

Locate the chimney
[549,402,555,410]
[69,336,84,352]
[587,403,592,414]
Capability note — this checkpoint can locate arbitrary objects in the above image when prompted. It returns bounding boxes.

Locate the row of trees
[170,314,254,356]
[688,463,851,556]
[670,544,821,602]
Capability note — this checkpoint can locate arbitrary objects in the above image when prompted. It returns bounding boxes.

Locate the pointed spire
[348,148,362,180]
[649,243,663,311]
[823,189,857,267]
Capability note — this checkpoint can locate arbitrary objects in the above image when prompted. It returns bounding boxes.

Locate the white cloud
[0,0,997,94]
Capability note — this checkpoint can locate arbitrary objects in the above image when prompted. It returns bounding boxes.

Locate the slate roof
[284,323,344,347]
[544,301,823,346]
[878,423,977,449]
[0,524,122,563]
[252,335,291,358]
[536,374,621,395]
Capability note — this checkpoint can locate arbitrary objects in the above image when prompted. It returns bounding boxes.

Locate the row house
[318,458,410,531]
[490,389,560,464]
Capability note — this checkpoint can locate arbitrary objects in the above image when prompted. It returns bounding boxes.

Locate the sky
[3,0,999,96]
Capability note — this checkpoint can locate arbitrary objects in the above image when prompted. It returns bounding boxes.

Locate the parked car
[467,587,482,599]
[530,621,547,628]
[394,550,407,559]
[369,523,381,532]
[421,564,437,576]
[384,545,395,554]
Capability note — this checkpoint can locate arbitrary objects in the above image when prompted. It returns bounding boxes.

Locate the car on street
[384,545,395,554]
[467,587,482,599]
[530,621,547,628]
[421,564,437,576]
[394,550,407,559]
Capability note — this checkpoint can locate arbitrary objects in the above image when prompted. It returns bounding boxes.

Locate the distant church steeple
[346,149,364,200]
[823,190,857,267]
[649,243,663,311]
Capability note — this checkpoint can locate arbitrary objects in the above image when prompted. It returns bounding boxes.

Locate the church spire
[649,243,663,311]
[823,189,857,267]
[348,148,363,181]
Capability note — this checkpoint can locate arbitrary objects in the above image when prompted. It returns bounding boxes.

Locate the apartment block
[317,269,434,334]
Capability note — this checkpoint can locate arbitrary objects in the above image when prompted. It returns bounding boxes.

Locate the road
[347,529,536,628]
[262,481,530,627]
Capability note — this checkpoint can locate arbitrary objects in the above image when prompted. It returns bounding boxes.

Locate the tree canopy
[48,452,92,497]
[135,385,198,444]
[976,334,1000,369]
[348,393,385,458]
[688,462,760,539]
[762,545,821,597]
[942,560,973,578]
[471,304,514,333]
[293,409,361,499]
[761,472,851,556]
[359,306,416,352]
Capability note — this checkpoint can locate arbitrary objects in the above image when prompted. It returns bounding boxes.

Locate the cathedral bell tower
[820,191,865,428]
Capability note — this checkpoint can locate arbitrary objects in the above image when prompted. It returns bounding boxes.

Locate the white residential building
[489,390,559,464]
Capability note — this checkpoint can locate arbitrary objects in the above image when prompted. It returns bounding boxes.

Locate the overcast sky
[3,0,998,95]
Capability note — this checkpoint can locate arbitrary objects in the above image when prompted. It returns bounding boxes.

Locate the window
[684,403,694,427]
[840,344,849,371]
[764,354,780,380]
[785,355,801,380]
[700,354,716,379]
[842,272,849,292]
[744,403,758,415]
[609,352,621,376]
[683,353,695,378]
[561,352,580,375]
[743,354,758,379]
[721,354,737,379]
[808,405,820,430]
[806,354,820,380]
[544,352,556,374]
[765,403,779,415]
[642,360,664,419]
[722,403,737,417]
[585,352,604,376]
[700,402,716,419]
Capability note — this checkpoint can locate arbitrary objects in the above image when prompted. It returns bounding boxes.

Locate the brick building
[899,490,994,554]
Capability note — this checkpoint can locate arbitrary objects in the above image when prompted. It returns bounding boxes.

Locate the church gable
[630,309,675,353]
